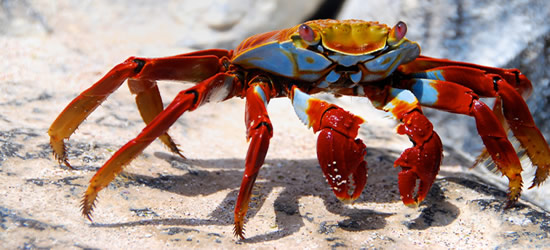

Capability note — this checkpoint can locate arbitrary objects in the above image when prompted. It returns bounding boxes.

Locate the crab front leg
[290,86,367,202]
[81,72,240,220]
[364,86,443,206]
[48,49,230,167]
[234,77,274,239]
[401,78,523,204]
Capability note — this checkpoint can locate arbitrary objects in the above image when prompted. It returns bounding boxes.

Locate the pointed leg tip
[50,139,75,169]
[233,224,246,240]
[83,212,93,222]
[63,159,74,169]
[81,192,98,222]
[175,151,187,159]
[528,182,538,190]
[504,199,518,209]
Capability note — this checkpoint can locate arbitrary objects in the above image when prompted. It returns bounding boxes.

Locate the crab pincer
[316,108,367,201]
[394,110,443,206]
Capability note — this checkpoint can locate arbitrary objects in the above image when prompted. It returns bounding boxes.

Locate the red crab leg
[364,85,443,206]
[234,77,274,239]
[128,79,184,158]
[403,63,550,190]
[399,55,533,98]
[290,86,367,202]
[48,49,230,167]
[81,72,239,220]
[401,78,524,204]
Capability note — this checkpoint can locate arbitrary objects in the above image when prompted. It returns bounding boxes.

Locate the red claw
[315,108,367,202]
[394,110,443,206]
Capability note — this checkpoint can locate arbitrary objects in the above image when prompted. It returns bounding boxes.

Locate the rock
[1,0,549,248]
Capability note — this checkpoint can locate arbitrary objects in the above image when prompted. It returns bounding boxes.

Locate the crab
[48,19,550,239]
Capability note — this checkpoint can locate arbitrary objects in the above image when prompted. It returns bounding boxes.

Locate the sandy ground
[1,2,550,249]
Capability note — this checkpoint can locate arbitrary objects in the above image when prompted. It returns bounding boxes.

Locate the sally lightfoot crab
[48,19,550,239]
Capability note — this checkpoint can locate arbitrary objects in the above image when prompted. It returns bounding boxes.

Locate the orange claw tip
[336,196,358,205]
[400,195,419,208]
[404,202,419,209]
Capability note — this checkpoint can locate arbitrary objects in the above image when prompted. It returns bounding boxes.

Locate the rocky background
[1,0,549,248]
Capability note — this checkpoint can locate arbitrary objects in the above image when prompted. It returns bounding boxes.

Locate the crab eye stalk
[388,21,407,46]
[298,24,320,46]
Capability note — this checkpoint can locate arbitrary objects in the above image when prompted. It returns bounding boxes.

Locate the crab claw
[394,110,443,206]
[317,129,367,201]
[315,108,367,202]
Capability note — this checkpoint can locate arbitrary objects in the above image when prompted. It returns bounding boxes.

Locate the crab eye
[394,21,407,39]
[388,21,407,46]
[298,24,319,45]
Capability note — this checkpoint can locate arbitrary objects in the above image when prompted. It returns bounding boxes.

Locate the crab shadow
[89,147,461,242]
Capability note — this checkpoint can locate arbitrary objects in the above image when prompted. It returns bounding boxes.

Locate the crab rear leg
[402,58,549,188]
[81,72,239,220]
[234,77,274,239]
[290,86,367,202]
[403,78,523,204]
[48,50,229,167]
[364,86,443,206]
[128,79,184,158]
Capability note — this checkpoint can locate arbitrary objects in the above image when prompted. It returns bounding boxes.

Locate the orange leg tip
[159,134,186,159]
[233,223,245,240]
[81,191,98,222]
[169,146,186,159]
[63,159,74,169]
[530,167,550,189]
[50,139,65,158]
[504,184,522,208]
[504,195,520,209]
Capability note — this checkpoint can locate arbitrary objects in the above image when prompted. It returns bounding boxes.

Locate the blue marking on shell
[411,79,439,106]
[350,71,362,83]
[364,49,400,73]
[232,41,332,81]
[328,53,374,67]
[318,80,329,88]
[411,70,446,81]
[361,41,420,82]
[300,73,325,81]
[291,87,312,127]
[325,70,340,83]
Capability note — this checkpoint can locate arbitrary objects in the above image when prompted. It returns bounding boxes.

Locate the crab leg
[81,72,239,220]
[290,86,367,202]
[128,79,184,158]
[48,49,229,167]
[402,78,524,204]
[364,85,443,206]
[404,63,550,190]
[234,77,274,239]
[399,56,533,98]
